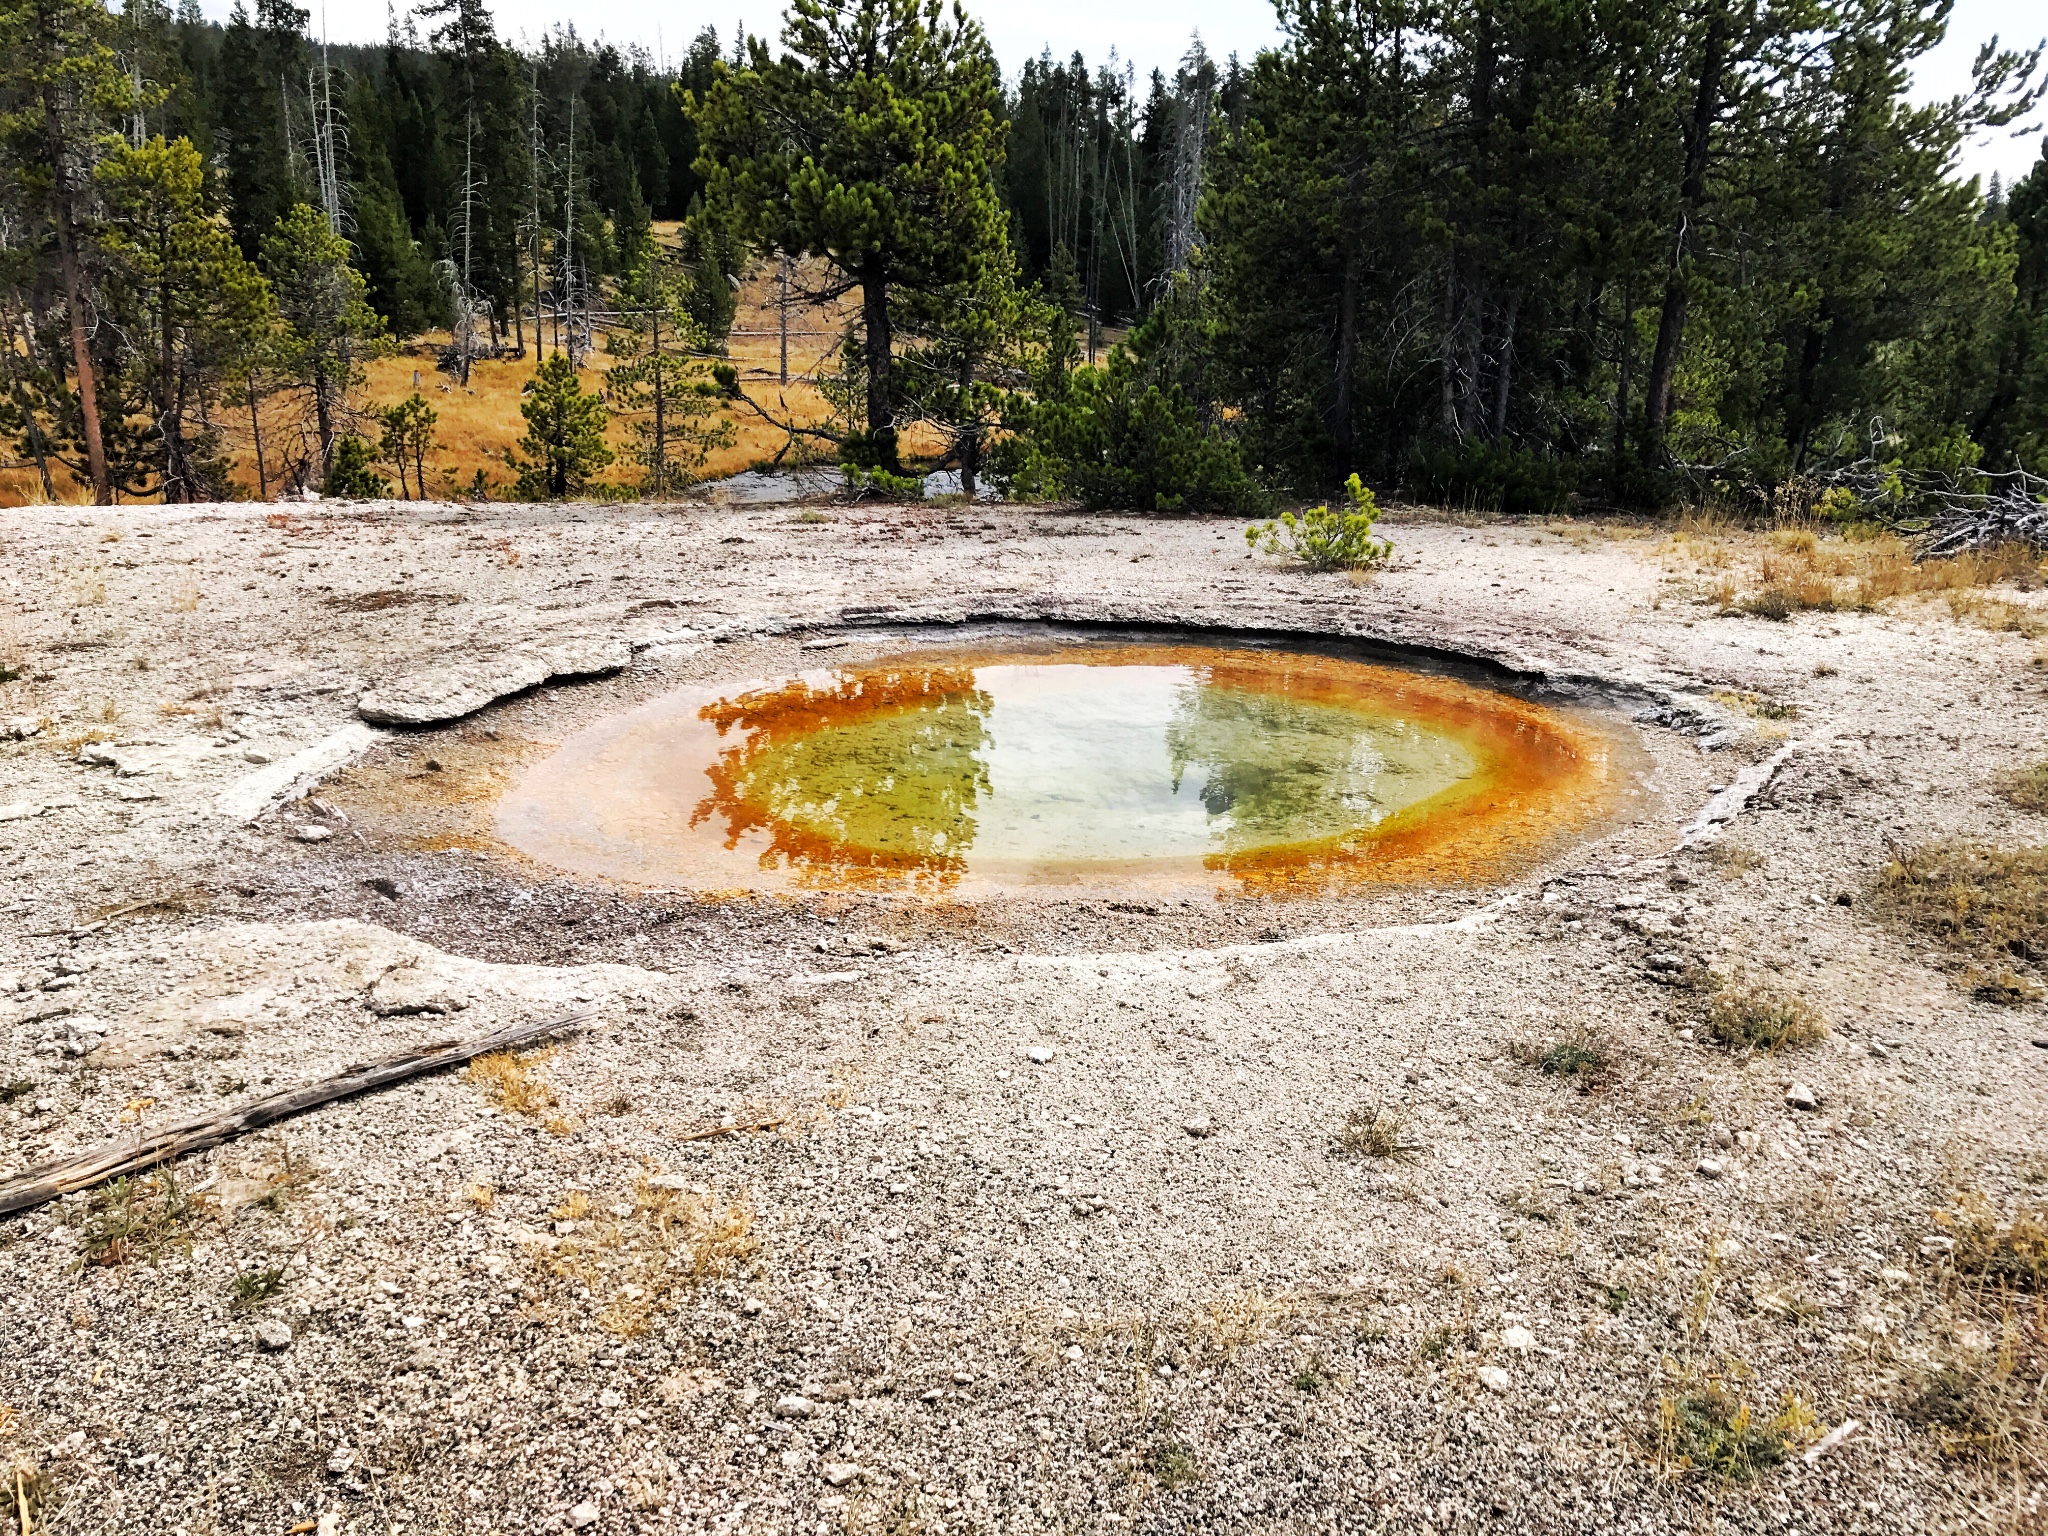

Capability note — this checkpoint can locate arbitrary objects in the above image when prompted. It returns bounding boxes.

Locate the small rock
[1735,1130,1762,1154]
[773,1394,815,1419]
[1183,1117,1214,1138]
[368,966,470,1016]
[567,1501,600,1530]
[242,748,273,764]
[295,824,334,843]
[821,1463,861,1488]
[1695,1158,1725,1179]
[1710,1126,1734,1149]
[255,1319,293,1351]
[1026,1046,1055,1065]
[1502,1326,1536,1354]
[1784,1082,1820,1111]
[1477,1365,1511,1393]
[0,802,47,823]
[1,717,42,740]
[1867,1041,1888,1058]
[1699,730,1735,751]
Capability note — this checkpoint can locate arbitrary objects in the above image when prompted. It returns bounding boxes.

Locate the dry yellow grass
[466,1047,559,1116]
[0,241,941,505]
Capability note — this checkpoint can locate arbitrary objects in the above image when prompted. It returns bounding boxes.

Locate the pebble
[1,717,41,740]
[255,1319,293,1351]
[1477,1365,1511,1393]
[1784,1082,1819,1111]
[1026,1047,1055,1065]
[1183,1118,1214,1138]
[295,824,334,843]
[822,1462,861,1487]
[1501,1326,1535,1353]
[773,1394,815,1419]
[1695,1158,1725,1179]
[242,748,273,764]
[567,1502,600,1529]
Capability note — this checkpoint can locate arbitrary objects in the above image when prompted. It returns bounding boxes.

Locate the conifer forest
[2,0,2046,527]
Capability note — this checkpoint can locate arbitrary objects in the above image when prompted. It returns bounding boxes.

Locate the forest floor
[0,501,2045,1536]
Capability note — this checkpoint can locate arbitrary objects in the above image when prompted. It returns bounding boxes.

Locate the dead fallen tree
[0,1012,589,1218]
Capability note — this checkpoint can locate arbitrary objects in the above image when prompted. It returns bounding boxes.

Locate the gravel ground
[1,497,2045,1536]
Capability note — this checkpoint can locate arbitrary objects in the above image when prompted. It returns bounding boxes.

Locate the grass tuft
[1937,1194,2048,1289]
[79,1171,209,1267]
[1872,842,2048,998]
[467,1047,560,1117]
[1706,971,1827,1052]
[1334,1102,1417,1160]
[1999,763,2048,814]
[1510,1028,1614,1092]
[1657,1385,1801,1481]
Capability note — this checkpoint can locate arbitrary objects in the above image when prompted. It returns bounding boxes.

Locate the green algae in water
[721,663,1477,865]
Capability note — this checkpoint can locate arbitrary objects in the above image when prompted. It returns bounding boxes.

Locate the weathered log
[0,1012,590,1218]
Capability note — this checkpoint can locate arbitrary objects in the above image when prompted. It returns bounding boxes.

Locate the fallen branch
[674,1115,786,1142]
[0,1012,590,1218]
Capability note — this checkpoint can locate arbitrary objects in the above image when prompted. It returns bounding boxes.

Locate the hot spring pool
[496,638,1630,895]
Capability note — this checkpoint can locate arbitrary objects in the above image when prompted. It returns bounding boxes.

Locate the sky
[221,0,2047,189]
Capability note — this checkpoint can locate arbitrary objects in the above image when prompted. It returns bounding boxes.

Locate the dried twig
[0,1013,590,1218]
[674,1116,786,1142]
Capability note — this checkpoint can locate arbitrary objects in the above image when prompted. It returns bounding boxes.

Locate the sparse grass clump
[467,1047,560,1116]
[232,1265,286,1306]
[1937,1194,2048,1289]
[1706,971,1827,1052]
[1657,1385,1799,1480]
[1704,842,1767,876]
[79,1171,208,1267]
[1334,1102,1416,1160]
[1998,762,2048,814]
[1873,842,2048,1000]
[536,1177,760,1335]
[1511,1028,1614,1092]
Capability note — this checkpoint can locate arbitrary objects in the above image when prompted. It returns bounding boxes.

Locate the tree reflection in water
[693,666,994,884]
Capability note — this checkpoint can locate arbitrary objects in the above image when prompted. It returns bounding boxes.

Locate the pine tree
[0,0,143,502]
[378,392,438,498]
[217,0,309,258]
[603,246,734,498]
[511,351,613,498]
[688,0,1008,473]
[95,134,276,501]
[262,202,390,482]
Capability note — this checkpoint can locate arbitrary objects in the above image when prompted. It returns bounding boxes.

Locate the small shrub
[1658,1385,1796,1481]
[1334,1102,1416,1160]
[321,436,389,500]
[841,463,926,501]
[1148,1436,1200,1489]
[1245,475,1392,571]
[1707,972,1826,1052]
